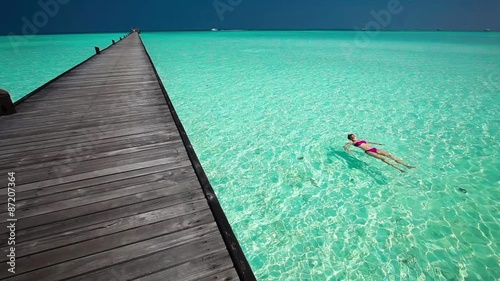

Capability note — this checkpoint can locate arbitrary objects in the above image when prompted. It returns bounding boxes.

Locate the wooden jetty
[0,32,255,281]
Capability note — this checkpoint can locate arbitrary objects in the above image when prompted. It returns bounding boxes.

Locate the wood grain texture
[0,32,238,280]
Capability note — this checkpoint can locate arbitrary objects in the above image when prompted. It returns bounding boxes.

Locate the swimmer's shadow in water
[327,149,388,185]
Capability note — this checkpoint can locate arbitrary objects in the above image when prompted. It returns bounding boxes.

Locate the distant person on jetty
[344,133,416,173]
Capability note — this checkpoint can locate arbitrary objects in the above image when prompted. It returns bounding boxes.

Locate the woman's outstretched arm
[344,142,353,153]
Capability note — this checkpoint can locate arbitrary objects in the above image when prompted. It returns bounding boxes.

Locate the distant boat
[484,29,491,32]
[437,28,443,31]
[211,28,218,32]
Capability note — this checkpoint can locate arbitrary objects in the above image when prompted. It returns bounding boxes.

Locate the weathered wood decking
[0,32,254,280]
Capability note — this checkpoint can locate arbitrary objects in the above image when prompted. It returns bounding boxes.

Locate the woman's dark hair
[347,134,355,140]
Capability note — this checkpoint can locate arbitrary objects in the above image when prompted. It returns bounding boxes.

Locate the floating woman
[344,133,416,173]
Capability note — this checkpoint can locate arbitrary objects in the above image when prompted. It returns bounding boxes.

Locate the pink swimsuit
[354,140,378,154]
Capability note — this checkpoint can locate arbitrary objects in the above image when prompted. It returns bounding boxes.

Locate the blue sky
[1,0,499,35]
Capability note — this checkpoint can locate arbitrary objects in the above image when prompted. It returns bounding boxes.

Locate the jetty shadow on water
[327,149,388,185]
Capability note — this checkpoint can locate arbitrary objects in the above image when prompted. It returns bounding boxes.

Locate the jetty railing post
[112,39,115,44]
[95,47,101,55]
[0,89,16,115]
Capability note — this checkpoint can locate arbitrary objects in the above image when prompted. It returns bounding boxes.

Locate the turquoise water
[0,33,125,102]
[143,31,500,280]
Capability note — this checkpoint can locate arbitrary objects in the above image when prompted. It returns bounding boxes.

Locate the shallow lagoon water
[143,31,500,280]
[0,33,124,102]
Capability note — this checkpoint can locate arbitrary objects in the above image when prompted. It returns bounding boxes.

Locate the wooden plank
[20,95,166,109]
[0,203,214,267]
[0,108,169,133]
[1,191,206,249]
[1,204,211,261]
[2,157,190,195]
[0,128,177,163]
[198,268,240,281]
[12,186,203,240]
[134,250,235,281]
[0,131,177,165]
[7,143,184,186]
[49,73,156,83]
[15,100,170,116]
[55,72,155,80]
[7,165,196,209]
[0,162,193,204]
[4,176,199,219]
[0,137,179,175]
[66,231,227,281]
[0,104,167,125]
[1,224,224,281]
[18,93,164,107]
[40,80,160,92]
[0,140,174,174]
[10,99,166,115]
[0,122,173,148]
[0,147,190,213]
[5,134,180,166]
[16,91,163,108]
[0,115,174,140]
[60,72,155,79]
[52,78,158,87]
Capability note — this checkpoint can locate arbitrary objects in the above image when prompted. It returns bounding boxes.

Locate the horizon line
[2,28,498,36]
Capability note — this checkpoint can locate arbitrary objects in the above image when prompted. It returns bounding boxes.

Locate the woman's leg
[377,149,416,168]
[366,151,406,172]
